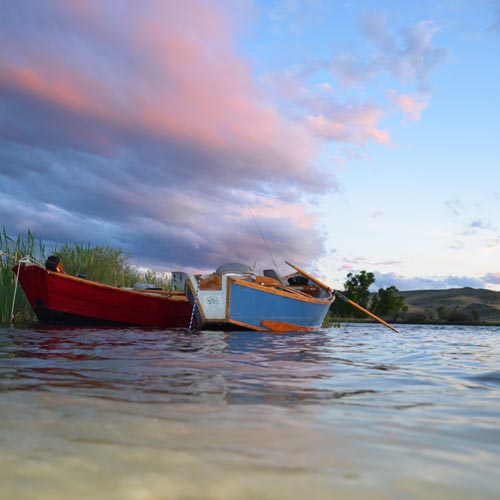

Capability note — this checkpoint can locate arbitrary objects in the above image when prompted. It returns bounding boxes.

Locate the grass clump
[53,243,138,287]
[0,227,46,324]
[53,242,172,289]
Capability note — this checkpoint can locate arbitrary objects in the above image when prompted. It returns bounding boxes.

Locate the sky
[1,0,499,291]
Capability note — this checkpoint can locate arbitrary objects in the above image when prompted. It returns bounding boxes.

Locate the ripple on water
[0,324,499,499]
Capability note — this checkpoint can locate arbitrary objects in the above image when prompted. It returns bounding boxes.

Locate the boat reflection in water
[2,324,499,500]
[4,326,338,405]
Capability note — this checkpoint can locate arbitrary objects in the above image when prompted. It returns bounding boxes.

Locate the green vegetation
[371,286,408,319]
[0,227,171,326]
[54,243,139,287]
[331,271,408,322]
[1,227,46,325]
[330,270,499,325]
[399,288,500,324]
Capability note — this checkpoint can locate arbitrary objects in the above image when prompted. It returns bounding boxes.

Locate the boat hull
[228,279,331,330]
[13,264,192,328]
[187,273,334,331]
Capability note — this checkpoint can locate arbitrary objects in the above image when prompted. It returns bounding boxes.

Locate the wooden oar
[333,290,399,333]
[285,261,399,333]
[261,319,313,333]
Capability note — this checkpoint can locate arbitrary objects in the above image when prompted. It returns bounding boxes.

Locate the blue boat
[186,261,335,332]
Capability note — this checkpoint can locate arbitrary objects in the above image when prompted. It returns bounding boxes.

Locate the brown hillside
[399,287,500,322]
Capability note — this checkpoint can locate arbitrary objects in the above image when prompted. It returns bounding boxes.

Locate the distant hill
[398,287,500,323]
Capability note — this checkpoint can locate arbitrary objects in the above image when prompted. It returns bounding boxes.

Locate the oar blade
[261,319,314,332]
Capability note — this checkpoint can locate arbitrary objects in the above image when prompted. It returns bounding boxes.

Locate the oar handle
[335,291,399,333]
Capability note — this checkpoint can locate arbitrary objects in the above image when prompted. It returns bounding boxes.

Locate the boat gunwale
[14,263,189,302]
[229,276,334,305]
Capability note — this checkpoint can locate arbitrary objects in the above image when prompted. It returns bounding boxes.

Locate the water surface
[1,324,499,499]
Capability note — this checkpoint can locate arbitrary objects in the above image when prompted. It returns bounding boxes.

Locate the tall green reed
[0,227,46,324]
[52,243,139,287]
[51,243,171,289]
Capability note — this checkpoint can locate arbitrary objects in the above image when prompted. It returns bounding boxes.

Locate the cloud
[339,256,401,272]
[373,272,486,291]
[445,199,465,217]
[484,272,500,285]
[335,268,497,292]
[259,11,447,156]
[389,90,430,122]
[331,14,448,92]
[491,0,500,34]
[305,103,390,144]
[262,68,391,145]
[462,218,496,236]
[0,0,331,271]
[444,198,498,251]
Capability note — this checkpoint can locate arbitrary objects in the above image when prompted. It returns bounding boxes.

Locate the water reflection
[1,324,500,499]
[1,327,353,405]
[2,324,499,408]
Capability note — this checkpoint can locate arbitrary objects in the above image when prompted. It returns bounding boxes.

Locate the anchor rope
[188,276,200,331]
[10,255,32,326]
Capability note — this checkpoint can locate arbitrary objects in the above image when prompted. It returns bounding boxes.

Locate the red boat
[12,258,192,327]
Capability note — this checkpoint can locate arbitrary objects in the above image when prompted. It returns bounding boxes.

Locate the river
[0,323,499,499]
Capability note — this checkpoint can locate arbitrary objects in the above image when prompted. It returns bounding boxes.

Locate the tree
[371,286,408,320]
[330,270,375,318]
[329,270,408,321]
[344,271,374,310]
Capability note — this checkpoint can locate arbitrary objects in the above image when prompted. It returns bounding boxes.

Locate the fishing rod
[247,208,281,277]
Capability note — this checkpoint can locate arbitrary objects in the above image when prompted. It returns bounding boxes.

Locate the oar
[333,290,399,333]
[261,319,313,333]
[285,261,399,333]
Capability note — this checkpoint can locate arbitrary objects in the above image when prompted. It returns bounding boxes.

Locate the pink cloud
[244,199,319,229]
[0,61,112,120]
[0,0,332,269]
[484,272,500,284]
[339,256,402,272]
[341,256,368,269]
[305,104,390,145]
[389,90,430,122]
[0,0,321,188]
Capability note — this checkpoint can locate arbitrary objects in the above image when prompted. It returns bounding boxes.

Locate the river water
[0,323,499,499]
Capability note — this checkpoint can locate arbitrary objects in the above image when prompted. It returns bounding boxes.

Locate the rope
[10,255,32,326]
[188,276,200,331]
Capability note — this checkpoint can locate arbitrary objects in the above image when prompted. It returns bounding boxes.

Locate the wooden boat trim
[230,276,332,305]
[44,269,189,302]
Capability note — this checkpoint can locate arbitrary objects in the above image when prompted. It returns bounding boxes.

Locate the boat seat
[133,283,162,290]
[263,269,281,281]
[256,275,282,287]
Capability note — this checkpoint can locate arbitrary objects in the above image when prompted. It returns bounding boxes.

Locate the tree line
[330,270,486,324]
[330,270,407,321]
